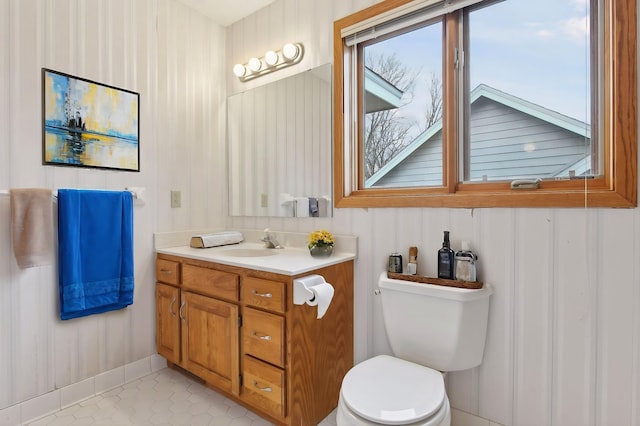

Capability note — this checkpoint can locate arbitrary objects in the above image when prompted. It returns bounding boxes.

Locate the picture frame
[42,68,140,172]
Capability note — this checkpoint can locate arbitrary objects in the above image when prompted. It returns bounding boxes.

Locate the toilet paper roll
[305,282,335,319]
[293,274,335,319]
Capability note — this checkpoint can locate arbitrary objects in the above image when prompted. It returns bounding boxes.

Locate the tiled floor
[27,368,338,426]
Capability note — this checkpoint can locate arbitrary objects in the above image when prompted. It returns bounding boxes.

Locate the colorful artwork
[42,69,140,171]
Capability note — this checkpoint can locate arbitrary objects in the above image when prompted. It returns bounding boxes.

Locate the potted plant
[307,230,334,258]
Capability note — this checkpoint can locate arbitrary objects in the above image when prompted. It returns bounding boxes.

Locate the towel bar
[0,188,144,203]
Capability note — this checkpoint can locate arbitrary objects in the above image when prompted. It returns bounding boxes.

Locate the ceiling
[177,0,276,26]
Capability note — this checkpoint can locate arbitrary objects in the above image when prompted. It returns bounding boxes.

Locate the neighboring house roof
[366,84,592,187]
[364,67,404,113]
[471,84,590,139]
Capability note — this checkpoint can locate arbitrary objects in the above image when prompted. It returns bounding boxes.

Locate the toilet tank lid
[379,271,493,301]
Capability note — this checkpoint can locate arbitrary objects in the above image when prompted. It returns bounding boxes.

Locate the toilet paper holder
[294,275,323,305]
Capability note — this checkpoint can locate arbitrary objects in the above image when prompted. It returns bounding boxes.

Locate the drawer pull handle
[170,298,177,317]
[179,301,186,321]
[252,380,273,392]
[160,269,173,274]
[251,290,273,298]
[252,331,272,341]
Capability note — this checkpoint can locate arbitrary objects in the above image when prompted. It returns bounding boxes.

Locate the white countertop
[156,242,356,276]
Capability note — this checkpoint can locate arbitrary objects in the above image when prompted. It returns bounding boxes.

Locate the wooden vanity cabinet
[155,253,354,426]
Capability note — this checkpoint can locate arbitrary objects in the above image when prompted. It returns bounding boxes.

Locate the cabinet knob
[160,269,173,274]
[252,331,272,341]
[251,290,273,298]
[252,380,273,392]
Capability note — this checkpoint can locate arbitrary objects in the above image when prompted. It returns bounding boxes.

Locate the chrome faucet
[261,228,283,249]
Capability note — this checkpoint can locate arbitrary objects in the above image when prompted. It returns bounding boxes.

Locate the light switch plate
[170,190,181,208]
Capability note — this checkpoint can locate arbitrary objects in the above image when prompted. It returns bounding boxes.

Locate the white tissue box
[190,231,244,248]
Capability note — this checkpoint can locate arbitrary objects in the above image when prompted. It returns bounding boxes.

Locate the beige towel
[10,188,54,269]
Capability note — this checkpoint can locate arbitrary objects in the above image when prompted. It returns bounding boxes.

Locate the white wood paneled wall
[0,0,226,414]
[226,1,640,425]
[1,0,638,424]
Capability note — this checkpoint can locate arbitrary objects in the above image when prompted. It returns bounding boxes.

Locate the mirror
[227,64,332,217]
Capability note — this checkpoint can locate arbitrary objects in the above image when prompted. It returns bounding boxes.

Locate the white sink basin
[218,248,280,257]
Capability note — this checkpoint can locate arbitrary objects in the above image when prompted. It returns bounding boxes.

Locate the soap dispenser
[437,231,455,279]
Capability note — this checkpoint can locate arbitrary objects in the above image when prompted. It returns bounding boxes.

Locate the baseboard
[451,408,505,426]
[0,354,166,426]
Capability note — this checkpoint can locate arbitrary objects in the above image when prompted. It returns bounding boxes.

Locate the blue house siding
[468,98,590,181]
[370,86,590,187]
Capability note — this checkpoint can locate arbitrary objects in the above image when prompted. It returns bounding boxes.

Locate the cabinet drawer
[243,308,284,367]
[156,259,180,285]
[242,277,285,313]
[182,264,239,301]
[242,355,285,419]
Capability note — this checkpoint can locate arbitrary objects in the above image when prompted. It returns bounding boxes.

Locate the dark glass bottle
[437,231,455,279]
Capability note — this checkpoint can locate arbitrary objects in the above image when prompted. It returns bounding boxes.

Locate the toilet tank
[378,272,493,372]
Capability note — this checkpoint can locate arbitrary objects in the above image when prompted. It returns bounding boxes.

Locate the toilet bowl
[336,355,450,426]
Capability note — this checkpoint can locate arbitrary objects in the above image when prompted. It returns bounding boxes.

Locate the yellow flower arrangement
[308,229,334,249]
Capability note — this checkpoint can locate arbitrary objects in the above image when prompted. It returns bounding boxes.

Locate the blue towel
[58,189,134,320]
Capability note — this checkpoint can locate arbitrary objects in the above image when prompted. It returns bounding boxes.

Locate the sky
[365,0,591,137]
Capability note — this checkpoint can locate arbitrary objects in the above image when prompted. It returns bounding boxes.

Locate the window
[333,0,637,208]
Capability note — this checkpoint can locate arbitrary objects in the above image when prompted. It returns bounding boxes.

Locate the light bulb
[264,50,279,66]
[282,43,299,61]
[248,57,262,72]
[233,63,246,77]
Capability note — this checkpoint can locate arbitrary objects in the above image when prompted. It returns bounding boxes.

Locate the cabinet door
[156,283,181,363]
[182,291,240,395]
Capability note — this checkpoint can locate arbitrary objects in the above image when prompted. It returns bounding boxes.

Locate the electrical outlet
[261,193,268,208]
[170,190,181,208]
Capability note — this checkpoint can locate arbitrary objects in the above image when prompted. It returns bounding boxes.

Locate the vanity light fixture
[232,63,247,77]
[248,57,263,72]
[282,43,299,61]
[264,50,279,66]
[233,42,304,82]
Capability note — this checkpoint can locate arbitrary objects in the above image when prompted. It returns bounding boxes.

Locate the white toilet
[337,272,493,426]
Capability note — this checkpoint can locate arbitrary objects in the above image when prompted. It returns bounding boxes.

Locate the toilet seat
[340,355,446,425]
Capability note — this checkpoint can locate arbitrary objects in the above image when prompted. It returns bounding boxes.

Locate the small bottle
[388,253,403,273]
[455,241,477,282]
[437,231,455,279]
[406,246,418,275]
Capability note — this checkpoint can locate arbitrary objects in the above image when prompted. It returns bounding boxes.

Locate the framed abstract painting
[42,68,140,172]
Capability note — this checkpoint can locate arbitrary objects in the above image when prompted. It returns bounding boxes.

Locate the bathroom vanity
[155,242,354,426]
